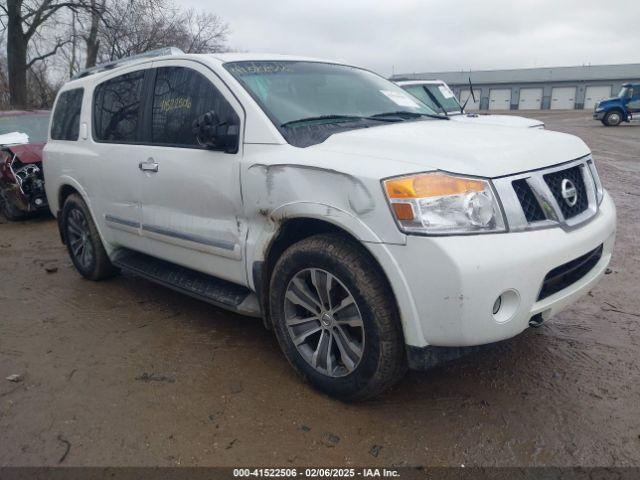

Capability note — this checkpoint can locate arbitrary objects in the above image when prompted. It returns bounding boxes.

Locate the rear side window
[93,70,145,142]
[51,88,83,141]
[151,66,238,147]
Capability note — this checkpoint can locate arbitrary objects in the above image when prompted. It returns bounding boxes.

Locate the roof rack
[72,47,184,80]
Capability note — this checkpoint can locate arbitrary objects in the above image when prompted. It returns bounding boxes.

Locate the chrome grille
[492,156,599,232]
[543,165,589,219]
[512,179,546,222]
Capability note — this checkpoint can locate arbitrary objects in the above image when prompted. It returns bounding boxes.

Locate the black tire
[603,110,622,127]
[269,233,406,401]
[61,193,119,280]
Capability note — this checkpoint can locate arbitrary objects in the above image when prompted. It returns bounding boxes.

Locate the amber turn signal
[391,203,414,221]
[385,172,485,199]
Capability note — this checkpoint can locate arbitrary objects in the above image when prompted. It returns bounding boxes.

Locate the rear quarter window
[93,70,145,143]
[51,88,84,141]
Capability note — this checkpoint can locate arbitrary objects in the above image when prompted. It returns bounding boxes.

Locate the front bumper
[593,111,606,120]
[0,182,49,214]
[374,191,616,348]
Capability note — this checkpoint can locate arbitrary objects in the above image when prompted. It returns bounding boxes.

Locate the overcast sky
[182,0,640,77]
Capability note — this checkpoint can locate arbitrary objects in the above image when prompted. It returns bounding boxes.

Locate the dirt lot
[1,111,639,467]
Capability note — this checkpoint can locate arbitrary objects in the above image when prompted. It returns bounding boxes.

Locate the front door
[627,85,640,115]
[139,61,247,285]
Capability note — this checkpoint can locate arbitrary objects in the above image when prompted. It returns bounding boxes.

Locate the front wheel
[269,234,406,401]
[603,111,622,126]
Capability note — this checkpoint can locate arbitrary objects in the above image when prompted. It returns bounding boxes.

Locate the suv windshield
[0,113,50,143]
[224,61,441,146]
[401,83,463,115]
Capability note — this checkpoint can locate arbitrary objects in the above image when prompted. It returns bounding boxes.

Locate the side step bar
[113,250,261,317]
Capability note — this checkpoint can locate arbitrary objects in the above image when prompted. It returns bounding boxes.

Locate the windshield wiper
[368,111,446,120]
[280,115,365,128]
[280,111,445,129]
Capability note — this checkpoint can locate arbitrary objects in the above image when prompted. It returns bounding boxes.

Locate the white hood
[450,113,544,128]
[315,119,589,178]
[0,132,29,146]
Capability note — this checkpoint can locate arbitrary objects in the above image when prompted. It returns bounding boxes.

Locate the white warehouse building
[390,63,640,111]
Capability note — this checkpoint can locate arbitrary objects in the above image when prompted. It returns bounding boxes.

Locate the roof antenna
[460,76,476,111]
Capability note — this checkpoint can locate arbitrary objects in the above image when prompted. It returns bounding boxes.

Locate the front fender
[244,201,394,289]
[270,201,384,243]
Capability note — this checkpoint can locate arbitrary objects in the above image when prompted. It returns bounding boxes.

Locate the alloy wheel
[284,268,365,377]
[66,208,94,270]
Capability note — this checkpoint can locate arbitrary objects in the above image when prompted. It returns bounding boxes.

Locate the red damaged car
[0,110,50,220]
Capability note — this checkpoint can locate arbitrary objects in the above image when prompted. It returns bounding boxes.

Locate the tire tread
[270,233,406,401]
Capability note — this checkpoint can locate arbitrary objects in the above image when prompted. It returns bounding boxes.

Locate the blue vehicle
[593,83,640,126]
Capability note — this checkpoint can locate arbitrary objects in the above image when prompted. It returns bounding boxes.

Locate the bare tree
[2,0,95,109]
[96,0,229,62]
[0,35,10,109]
[1,0,231,109]
[83,0,104,67]
[174,8,229,54]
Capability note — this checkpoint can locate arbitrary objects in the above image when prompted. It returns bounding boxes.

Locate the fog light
[492,289,520,324]
[492,296,502,314]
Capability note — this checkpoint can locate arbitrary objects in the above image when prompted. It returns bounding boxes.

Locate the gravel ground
[0,111,638,467]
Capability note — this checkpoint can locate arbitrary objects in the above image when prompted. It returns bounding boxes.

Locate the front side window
[224,61,441,147]
[151,66,238,147]
[93,70,145,142]
[51,88,83,140]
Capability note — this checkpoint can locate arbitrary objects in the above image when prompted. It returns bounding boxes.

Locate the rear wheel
[603,110,622,126]
[61,194,119,280]
[269,234,406,401]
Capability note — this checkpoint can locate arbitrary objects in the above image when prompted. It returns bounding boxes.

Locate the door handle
[139,159,159,173]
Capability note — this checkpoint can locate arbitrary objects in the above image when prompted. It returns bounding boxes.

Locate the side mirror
[192,111,239,153]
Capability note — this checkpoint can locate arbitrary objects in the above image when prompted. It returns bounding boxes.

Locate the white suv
[44,51,616,400]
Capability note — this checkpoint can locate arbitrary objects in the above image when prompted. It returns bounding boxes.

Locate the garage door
[518,88,542,110]
[489,89,512,110]
[459,89,481,110]
[584,86,612,109]
[551,87,576,110]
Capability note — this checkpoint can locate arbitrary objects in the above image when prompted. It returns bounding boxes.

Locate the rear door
[138,60,247,285]
[92,67,150,252]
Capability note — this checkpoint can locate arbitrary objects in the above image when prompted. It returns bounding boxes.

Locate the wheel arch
[604,108,626,125]
[55,179,105,249]
[254,216,404,338]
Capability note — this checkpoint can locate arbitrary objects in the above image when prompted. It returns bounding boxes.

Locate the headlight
[587,159,604,205]
[383,172,506,235]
